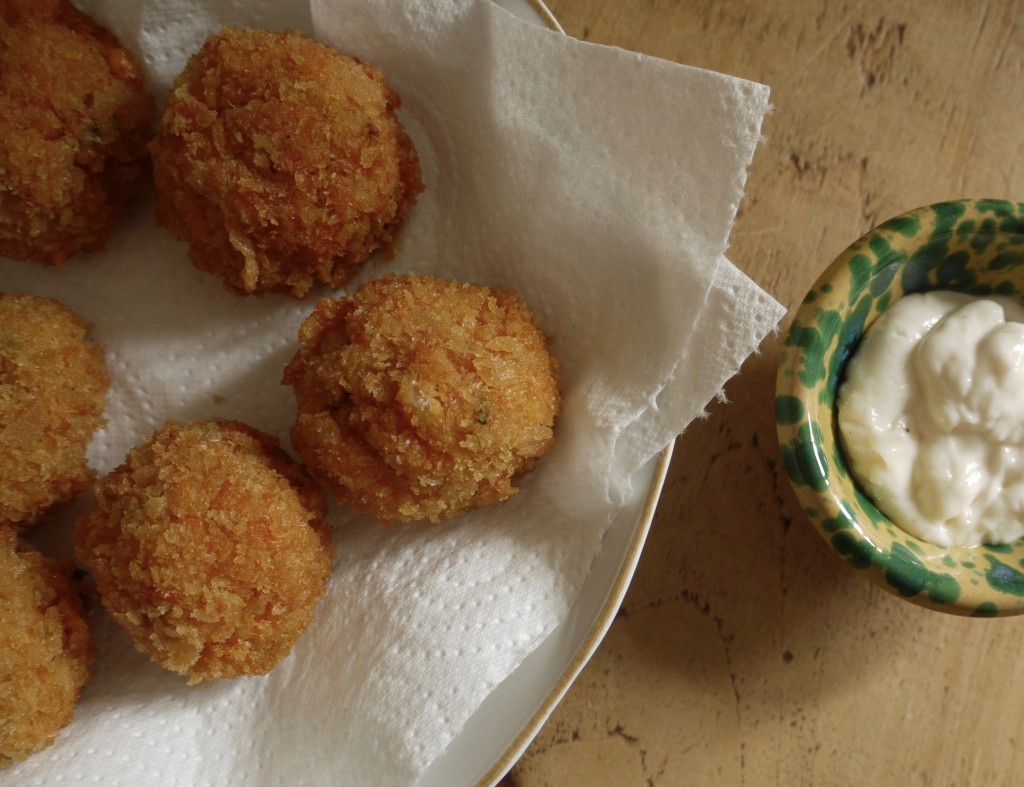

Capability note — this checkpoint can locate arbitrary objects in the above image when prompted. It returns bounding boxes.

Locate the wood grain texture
[505,2,1024,785]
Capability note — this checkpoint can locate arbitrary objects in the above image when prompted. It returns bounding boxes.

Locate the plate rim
[477,443,674,786]
[524,0,564,33]
[451,4,675,784]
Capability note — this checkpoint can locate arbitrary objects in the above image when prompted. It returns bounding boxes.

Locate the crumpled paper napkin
[0,0,784,784]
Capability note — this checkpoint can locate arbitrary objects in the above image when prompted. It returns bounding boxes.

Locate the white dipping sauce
[838,290,1024,547]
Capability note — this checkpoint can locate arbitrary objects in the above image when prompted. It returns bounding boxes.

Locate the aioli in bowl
[838,290,1024,548]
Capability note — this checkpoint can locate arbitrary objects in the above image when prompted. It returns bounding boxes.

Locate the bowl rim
[776,197,1024,618]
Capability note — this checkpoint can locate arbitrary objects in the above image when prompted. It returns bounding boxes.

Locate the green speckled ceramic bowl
[777,198,1024,617]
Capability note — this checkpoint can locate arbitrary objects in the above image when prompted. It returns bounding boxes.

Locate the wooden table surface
[506,1,1024,785]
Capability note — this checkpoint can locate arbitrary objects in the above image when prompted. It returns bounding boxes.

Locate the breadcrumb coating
[150,27,424,297]
[0,293,110,529]
[0,528,94,767]
[284,274,561,524]
[0,0,155,265]
[75,419,332,684]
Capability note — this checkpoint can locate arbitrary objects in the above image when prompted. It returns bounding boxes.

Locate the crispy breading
[150,27,424,297]
[284,274,561,524]
[0,528,94,767]
[0,293,109,528]
[75,419,333,684]
[0,0,154,265]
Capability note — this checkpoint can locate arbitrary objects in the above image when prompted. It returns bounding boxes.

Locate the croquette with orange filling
[0,528,95,767]
[0,293,110,529]
[0,0,155,265]
[150,27,424,297]
[284,274,561,524]
[75,419,333,684]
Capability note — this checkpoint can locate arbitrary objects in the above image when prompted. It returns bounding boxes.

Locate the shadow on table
[616,339,915,709]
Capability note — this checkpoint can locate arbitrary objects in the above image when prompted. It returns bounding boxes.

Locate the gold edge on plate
[525,0,565,33]
[479,443,676,787]
[470,2,673,784]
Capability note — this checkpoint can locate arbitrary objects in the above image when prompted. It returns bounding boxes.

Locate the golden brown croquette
[284,274,561,524]
[0,528,94,766]
[0,293,110,529]
[0,0,155,265]
[149,27,424,297]
[75,419,333,684]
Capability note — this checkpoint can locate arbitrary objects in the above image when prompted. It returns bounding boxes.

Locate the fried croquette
[283,274,561,524]
[75,419,333,684]
[0,528,94,767]
[0,0,155,265]
[0,293,110,529]
[150,27,424,297]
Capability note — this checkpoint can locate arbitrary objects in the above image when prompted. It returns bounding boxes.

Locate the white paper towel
[0,0,785,784]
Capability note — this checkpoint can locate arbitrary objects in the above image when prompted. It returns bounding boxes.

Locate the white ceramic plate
[397,4,671,777]
[2,3,672,783]
[414,11,674,772]
[419,446,672,786]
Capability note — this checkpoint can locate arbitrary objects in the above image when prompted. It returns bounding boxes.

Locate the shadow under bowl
[776,198,1024,617]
